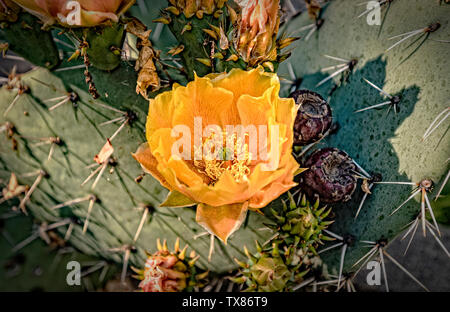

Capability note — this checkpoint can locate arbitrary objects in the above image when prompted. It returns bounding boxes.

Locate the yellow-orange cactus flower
[133,67,300,243]
[234,0,280,66]
[12,0,135,27]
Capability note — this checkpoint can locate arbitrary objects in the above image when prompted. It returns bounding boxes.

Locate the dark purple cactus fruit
[291,90,332,146]
[300,147,357,203]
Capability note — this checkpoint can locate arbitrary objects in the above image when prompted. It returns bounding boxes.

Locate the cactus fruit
[291,90,332,146]
[0,0,449,292]
[300,148,358,204]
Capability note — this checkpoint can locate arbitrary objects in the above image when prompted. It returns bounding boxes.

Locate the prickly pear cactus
[0,0,448,292]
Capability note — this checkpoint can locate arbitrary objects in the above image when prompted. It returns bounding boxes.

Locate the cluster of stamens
[194,132,252,184]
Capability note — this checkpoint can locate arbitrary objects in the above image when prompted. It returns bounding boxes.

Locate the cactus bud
[291,90,332,146]
[301,148,357,203]
[135,238,205,292]
[234,0,280,66]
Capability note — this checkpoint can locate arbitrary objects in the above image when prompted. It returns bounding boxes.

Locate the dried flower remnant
[126,18,161,99]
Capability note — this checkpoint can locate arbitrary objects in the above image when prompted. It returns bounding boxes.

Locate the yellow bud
[196,58,212,67]
[179,245,188,260]
[165,6,180,15]
[226,54,239,62]
[263,61,274,72]
[202,28,218,40]
[215,0,227,9]
[67,49,80,62]
[168,45,184,56]
[213,10,223,18]
[209,24,220,35]
[153,17,171,24]
[278,37,300,50]
[196,10,204,19]
[181,23,192,35]
[157,238,162,251]
[243,245,251,259]
[188,255,200,267]
[201,0,215,14]
[213,52,224,59]
[196,271,209,280]
[226,4,237,24]
[184,0,197,18]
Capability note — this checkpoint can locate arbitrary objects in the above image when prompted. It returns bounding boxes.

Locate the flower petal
[249,154,299,209]
[160,190,197,208]
[132,143,171,190]
[236,86,275,127]
[172,75,239,129]
[196,202,249,243]
[211,67,279,104]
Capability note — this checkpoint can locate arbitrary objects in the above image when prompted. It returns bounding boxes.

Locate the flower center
[194,132,252,183]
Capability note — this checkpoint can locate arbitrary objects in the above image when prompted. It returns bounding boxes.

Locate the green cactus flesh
[0,0,449,290]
